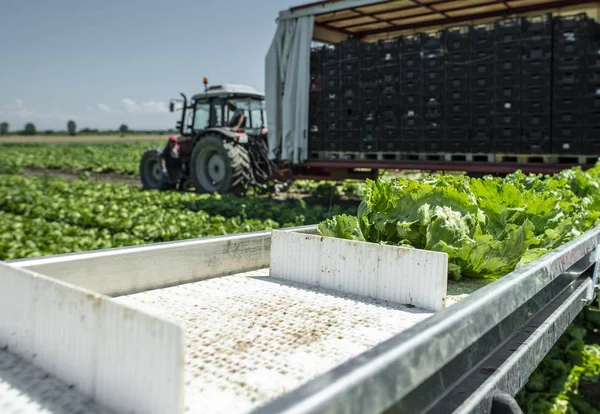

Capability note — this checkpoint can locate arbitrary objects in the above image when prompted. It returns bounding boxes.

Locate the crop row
[0,141,162,175]
[0,174,357,260]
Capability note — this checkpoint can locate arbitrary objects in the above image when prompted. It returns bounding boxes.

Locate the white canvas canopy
[265,15,314,164]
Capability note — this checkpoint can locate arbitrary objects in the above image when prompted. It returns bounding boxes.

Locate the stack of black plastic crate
[376,38,401,152]
[521,14,553,154]
[338,39,362,152]
[444,25,470,153]
[422,30,446,152]
[469,22,495,153]
[494,17,522,153]
[321,44,342,151]
[552,14,588,154]
[583,19,600,154]
[358,40,381,152]
[309,47,324,153]
[400,33,423,153]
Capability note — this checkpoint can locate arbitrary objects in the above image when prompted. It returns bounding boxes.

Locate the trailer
[1,223,599,413]
[265,0,600,181]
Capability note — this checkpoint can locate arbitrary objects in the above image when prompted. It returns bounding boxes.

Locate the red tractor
[139,78,290,194]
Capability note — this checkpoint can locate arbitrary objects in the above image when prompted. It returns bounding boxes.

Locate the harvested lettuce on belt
[318,164,600,280]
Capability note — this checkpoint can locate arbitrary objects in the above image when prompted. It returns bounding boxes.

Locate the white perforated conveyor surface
[115,268,436,414]
[0,348,114,414]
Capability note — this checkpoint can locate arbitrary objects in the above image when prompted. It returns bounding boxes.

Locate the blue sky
[0,0,301,131]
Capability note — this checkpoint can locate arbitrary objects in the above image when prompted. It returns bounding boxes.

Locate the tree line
[0,121,175,136]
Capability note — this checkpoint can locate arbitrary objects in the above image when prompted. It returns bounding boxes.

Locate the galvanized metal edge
[8,225,318,297]
[251,225,600,414]
[451,277,592,414]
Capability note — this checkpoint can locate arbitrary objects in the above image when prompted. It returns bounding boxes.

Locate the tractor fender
[197,128,249,144]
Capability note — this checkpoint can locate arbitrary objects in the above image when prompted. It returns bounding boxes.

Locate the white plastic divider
[0,261,185,414]
[270,230,449,311]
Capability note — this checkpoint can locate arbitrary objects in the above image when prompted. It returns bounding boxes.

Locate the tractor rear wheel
[140,148,172,190]
[190,134,252,194]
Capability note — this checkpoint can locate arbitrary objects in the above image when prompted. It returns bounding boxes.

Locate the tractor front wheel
[140,148,173,190]
[190,134,252,194]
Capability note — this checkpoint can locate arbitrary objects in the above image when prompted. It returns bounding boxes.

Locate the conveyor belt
[0,347,114,414]
[115,269,435,414]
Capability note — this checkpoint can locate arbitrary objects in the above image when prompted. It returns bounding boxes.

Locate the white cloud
[121,98,168,114]
[97,103,112,112]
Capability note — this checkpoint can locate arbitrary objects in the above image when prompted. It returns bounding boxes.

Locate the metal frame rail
[5,224,600,414]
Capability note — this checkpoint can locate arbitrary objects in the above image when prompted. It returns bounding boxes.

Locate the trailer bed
[115,268,439,414]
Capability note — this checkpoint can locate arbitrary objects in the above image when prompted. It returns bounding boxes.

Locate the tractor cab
[169,79,267,138]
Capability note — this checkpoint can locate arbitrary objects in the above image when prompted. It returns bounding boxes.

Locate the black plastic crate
[341,93,360,109]
[402,114,423,128]
[521,128,551,153]
[522,72,550,87]
[495,86,522,101]
[424,69,444,83]
[322,77,341,91]
[553,13,590,34]
[446,62,469,78]
[495,72,522,87]
[583,125,600,141]
[523,113,551,129]
[323,139,342,152]
[379,134,401,152]
[339,129,361,142]
[552,126,582,153]
[424,54,444,70]
[341,60,359,73]
[325,109,340,122]
[446,127,469,142]
[495,127,521,143]
[447,50,469,63]
[381,86,400,106]
[553,96,582,112]
[470,61,494,77]
[447,115,469,127]
[496,43,521,59]
[377,38,400,64]
[493,138,521,153]
[522,44,552,61]
[471,75,494,89]
[495,17,522,43]
[380,65,400,85]
[401,80,422,94]
[402,54,422,70]
[553,80,582,97]
[447,89,469,102]
[404,68,423,82]
[447,102,469,116]
[323,97,341,110]
[444,25,469,51]
[524,85,550,100]
[495,58,521,73]
[496,100,522,114]
[341,104,361,120]
[553,111,583,125]
[494,113,521,126]
[340,39,361,56]
[423,31,444,52]
[471,114,493,128]
[360,68,380,82]
[341,71,359,86]
[471,48,494,61]
[423,82,445,98]
[522,13,552,36]
[359,139,378,152]
[309,132,324,151]
[470,23,494,51]
[323,45,339,63]
[422,139,446,152]
[401,33,423,55]
[584,110,600,126]
[341,139,361,152]
[523,100,550,115]
[445,77,468,90]
[323,63,340,78]
[470,137,493,153]
[585,94,600,111]
[360,81,381,97]
[522,59,552,75]
[586,52,600,69]
[554,55,584,70]
[401,127,423,145]
[403,93,423,107]
[471,88,494,102]
[361,95,380,111]
[471,100,494,114]
[553,41,587,57]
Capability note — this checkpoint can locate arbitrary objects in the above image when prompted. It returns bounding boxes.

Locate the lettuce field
[0,141,599,412]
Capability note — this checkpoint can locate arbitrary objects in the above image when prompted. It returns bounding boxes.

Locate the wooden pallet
[310,151,600,164]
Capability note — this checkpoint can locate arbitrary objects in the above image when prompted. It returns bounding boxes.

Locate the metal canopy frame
[280,0,597,40]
